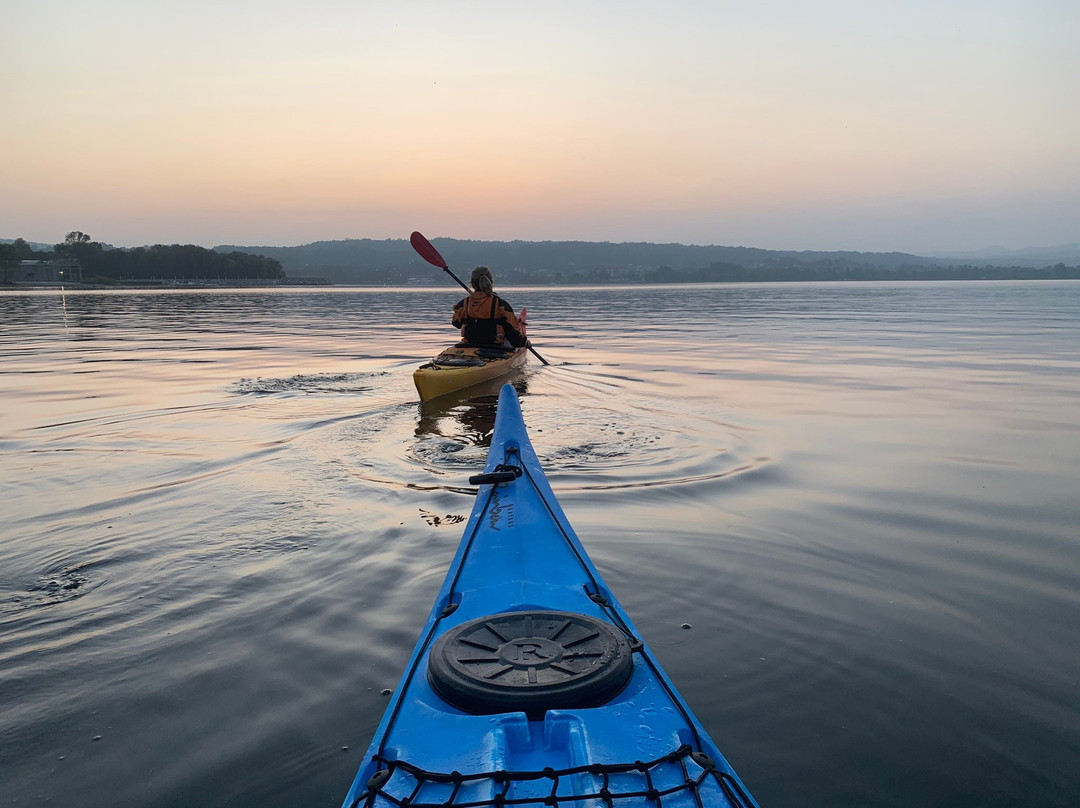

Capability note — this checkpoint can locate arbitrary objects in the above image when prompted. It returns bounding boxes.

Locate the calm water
[2,282,1078,807]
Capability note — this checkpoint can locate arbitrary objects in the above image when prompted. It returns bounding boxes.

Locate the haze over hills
[924,244,1080,267]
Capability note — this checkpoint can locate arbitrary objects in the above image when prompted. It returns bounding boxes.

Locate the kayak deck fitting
[342,384,759,808]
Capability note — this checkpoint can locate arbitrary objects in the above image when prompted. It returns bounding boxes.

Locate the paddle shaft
[442,267,471,294]
[409,232,550,366]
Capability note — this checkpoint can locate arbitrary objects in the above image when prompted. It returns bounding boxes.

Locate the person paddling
[452,266,528,349]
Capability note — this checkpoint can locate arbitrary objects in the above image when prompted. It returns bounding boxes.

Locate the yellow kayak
[413,343,528,402]
[414,306,531,403]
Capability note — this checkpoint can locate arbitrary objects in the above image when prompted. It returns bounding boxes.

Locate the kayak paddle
[409,231,550,366]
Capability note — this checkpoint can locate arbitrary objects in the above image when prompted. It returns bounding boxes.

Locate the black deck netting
[351,744,754,808]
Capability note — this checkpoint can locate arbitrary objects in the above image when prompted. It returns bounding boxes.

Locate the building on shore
[11,259,83,284]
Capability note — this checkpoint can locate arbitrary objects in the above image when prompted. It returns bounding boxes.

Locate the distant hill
[213,237,945,284]
[922,244,1080,268]
[9,236,1080,277]
[8,236,1076,285]
[1,238,56,252]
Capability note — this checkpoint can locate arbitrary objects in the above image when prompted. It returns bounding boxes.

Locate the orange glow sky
[4,1,1078,253]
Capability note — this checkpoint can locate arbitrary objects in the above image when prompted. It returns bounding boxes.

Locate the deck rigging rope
[353,745,754,808]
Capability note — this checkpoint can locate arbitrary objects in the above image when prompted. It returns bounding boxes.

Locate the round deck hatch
[427,610,633,715]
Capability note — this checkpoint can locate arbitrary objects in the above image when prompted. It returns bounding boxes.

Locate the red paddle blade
[410,231,448,269]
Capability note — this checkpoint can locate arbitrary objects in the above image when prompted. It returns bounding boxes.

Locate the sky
[4,0,1078,254]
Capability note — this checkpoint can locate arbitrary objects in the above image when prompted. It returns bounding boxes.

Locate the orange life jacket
[452,292,524,346]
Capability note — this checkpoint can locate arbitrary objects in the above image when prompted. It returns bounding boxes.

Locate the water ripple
[2,284,1079,808]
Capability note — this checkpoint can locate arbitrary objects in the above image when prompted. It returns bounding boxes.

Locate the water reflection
[415,378,530,447]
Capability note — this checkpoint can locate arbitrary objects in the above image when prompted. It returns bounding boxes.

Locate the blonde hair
[470,265,493,294]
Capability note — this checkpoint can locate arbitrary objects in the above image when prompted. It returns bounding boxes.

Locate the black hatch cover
[427,610,633,715]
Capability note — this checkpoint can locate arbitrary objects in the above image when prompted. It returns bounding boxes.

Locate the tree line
[5,233,1078,286]
[2,233,284,283]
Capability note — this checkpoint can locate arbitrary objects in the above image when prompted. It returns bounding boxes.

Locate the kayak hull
[413,345,528,402]
[342,384,758,808]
